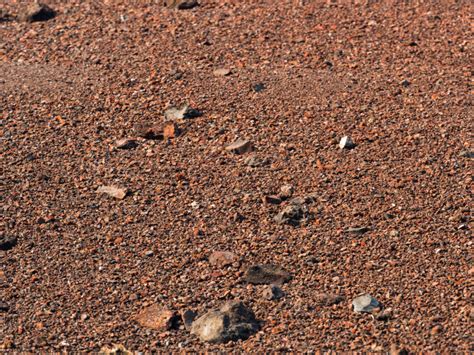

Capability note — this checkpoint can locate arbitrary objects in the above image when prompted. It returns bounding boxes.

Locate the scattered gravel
[1,1,471,352]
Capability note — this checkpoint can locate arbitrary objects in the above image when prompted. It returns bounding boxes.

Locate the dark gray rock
[0,236,17,251]
[243,264,291,285]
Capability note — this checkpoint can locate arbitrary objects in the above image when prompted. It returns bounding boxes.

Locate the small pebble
[339,136,356,149]
[352,294,381,313]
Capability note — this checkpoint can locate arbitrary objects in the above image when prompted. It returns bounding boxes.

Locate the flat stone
[209,251,238,267]
[262,284,284,300]
[339,136,356,149]
[96,186,128,200]
[164,105,202,120]
[134,123,163,139]
[265,195,282,205]
[135,304,175,330]
[315,293,344,306]
[100,344,132,354]
[352,294,381,313]
[225,139,253,154]
[165,0,199,9]
[243,264,291,285]
[344,226,369,234]
[190,301,259,343]
[115,138,138,150]
[20,3,56,22]
[213,68,231,77]
[0,236,17,251]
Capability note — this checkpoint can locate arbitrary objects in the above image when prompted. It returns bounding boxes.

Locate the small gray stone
[190,301,259,343]
[339,136,356,149]
[352,294,381,313]
[164,105,202,120]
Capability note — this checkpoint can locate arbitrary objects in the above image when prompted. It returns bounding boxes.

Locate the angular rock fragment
[0,236,17,251]
[209,251,238,267]
[181,309,197,330]
[96,186,128,200]
[134,123,162,140]
[190,301,259,343]
[99,344,132,355]
[352,294,381,313]
[225,139,253,155]
[135,304,175,330]
[244,154,268,167]
[213,68,231,77]
[274,203,308,226]
[339,136,356,149]
[165,0,199,10]
[315,293,344,306]
[243,264,291,285]
[279,184,294,199]
[20,2,56,22]
[164,105,202,120]
[265,195,282,205]
[163,121,179,139]
[115,138,138,150]
[262,284,284,300]
[344,226,369,235]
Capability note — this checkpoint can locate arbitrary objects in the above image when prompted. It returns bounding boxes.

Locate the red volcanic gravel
[1,0,472,352]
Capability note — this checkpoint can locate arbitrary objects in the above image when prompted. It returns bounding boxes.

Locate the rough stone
[164,105,202,120]
[315,293,344,306]
[20,3,56,22]
[262,284,284,300]
[274,203,308,226]
[344,226,370,235]
[339,136,356,149]
[115,138,138,150]
[135,304,175,330]
[163,121,179,139]
[213,68,231,77]
[352,294,381,313]
[209,251,238,267]
[243,264,291,285]
[279,184,294,199]
[181,309,197,330]
[0,236,17,251]
[165,0,199,10]
[96,186,128,200]
[225,139,253,155]
[265,195,282,205]
[190,301,259,343]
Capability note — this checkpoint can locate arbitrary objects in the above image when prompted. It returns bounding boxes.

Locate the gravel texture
[1,0,472,352]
